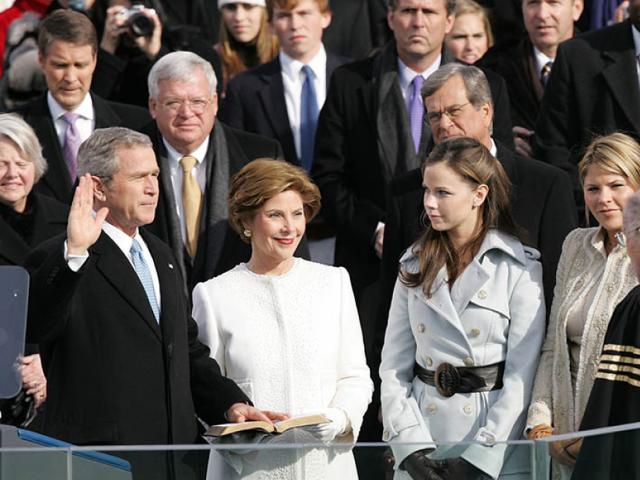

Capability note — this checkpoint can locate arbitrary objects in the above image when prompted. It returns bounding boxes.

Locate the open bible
[204,413,330,437]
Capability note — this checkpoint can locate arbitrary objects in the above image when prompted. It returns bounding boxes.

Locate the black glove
[439,457,491,480]
[400,448,449,480]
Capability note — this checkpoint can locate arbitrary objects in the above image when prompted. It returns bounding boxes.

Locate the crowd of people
[0,0,639,479]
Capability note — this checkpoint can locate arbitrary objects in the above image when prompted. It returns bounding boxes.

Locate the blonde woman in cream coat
[527,133,640,479]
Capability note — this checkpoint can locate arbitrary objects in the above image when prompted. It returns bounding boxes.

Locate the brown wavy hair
[400,137,520,296]
[228,158,321,243]
[217,7,279,87]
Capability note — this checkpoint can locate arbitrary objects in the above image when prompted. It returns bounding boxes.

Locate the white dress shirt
[397,56,442,111]
[163,137,209,245]
[280,45,327,160]
[47,92,95,146]
[65,221,161,306]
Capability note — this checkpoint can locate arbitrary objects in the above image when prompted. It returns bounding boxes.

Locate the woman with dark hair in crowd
[445,0,493,64]
[0,113,68,426]
[527,132,640,480]
[380,137,545,479]
[192,159,372,479]
[216,0,278,90]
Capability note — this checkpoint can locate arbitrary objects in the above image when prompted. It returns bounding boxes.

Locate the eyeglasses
[615,227,640,247]
[426,102,471,124]
[160,98,212,114]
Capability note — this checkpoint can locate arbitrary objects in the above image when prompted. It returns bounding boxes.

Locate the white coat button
[426,357,433,367]
[382,431,391,441]
[469,328,480,337]
[463,404,473,414]
[417,323,426,333]
[477,290,488,299]
[464,357,475,367]
[426,404,438,414]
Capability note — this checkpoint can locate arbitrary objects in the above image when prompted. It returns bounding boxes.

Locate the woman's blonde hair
[579,132,640,189]
[228,159,321,242]
[451,0,494,49]
[218,6,279,86]
[400,137,519,296]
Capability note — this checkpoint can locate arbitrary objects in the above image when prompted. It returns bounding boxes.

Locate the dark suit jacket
[13,93,151,204]
[480,36,544,130]
[0,193,68,266]
[534,20,640,211]
[25,230,248,446]
[311,41,514,295]
[379,140,578,344]
[219,52,349,166]
[144,122,287,292]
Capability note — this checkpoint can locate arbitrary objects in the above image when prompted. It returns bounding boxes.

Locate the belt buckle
[434,363,461,397]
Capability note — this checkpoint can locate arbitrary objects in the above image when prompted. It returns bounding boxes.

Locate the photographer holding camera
[92,1,222,108]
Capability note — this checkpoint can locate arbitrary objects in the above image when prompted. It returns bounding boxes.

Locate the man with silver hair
[572,190,640,478]
[143,50,286,292]
[25,127,284,476]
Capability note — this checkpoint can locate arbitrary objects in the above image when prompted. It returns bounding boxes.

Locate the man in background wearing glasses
[144,51,285,295]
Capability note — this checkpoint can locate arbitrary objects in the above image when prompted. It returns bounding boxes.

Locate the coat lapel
[92,233,162,341]
[92,93,122,128]
[144,232,177,343]
[32,95,72,202]
[601,22,640,132]
[257,59,298,163]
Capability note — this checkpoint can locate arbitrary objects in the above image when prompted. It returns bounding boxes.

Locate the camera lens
[128,12,154,37]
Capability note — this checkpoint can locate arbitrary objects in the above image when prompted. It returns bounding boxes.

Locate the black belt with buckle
[414,361,505,397]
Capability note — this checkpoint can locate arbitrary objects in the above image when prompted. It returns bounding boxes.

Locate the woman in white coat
[192,159,373,480]
[380,138,546,480]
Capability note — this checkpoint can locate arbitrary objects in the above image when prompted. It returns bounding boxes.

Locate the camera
[118,5,155,38]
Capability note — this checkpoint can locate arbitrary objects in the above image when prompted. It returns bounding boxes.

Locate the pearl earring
[243,229,252,238]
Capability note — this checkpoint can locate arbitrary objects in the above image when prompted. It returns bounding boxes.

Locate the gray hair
[77,127,152,180]
[0,113,47,182]
[422,63,493,108]
[388,0,455,15]
[147,51,217,99]
[624,190,640,236]
[422,63,493,134]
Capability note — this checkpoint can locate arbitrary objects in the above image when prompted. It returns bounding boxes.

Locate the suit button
[426,404,437,414]
[463,404,473,414]
[417,323,426,333]
[469,328,480,338]
[382,431,391,441]
[477,290,488,299]
[463,357,475,367]
[426,357,433,367]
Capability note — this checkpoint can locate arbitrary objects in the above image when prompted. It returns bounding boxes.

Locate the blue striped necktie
[130,238,160,323]
[300,64,319,171]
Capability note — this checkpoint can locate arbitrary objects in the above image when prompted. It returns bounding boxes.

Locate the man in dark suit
[311,0,513,369]
[144,51,286,292]
[13,9,150,205]
[219,0,342,263]
[534,2,640,215]
[480,0,583,158]
[380,64,577,341]
[25,127,283,477]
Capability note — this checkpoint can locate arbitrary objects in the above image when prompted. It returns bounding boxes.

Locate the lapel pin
[168,263,174,269]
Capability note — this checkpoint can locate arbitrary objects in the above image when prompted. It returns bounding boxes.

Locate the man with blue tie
[25,127,284,478]
[219,0,346,263]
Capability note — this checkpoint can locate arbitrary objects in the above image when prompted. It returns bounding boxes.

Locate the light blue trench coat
[380,230,546,479]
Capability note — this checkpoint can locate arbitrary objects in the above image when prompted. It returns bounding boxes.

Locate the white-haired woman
[0,113,68,423]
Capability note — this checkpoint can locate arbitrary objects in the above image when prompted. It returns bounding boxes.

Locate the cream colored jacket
[527,228,637,478]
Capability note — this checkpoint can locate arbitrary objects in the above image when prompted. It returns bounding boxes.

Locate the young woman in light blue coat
[380,137,546,480]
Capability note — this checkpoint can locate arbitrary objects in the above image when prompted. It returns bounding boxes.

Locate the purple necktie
[409,75,425,153]
[62,112,81,181]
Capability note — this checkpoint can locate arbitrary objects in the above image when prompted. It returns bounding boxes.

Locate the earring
[243,229,252,238]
